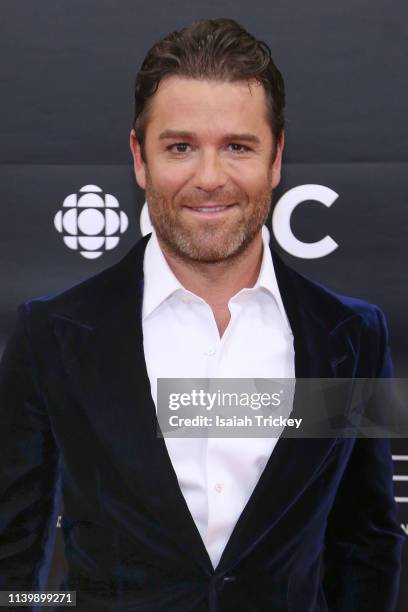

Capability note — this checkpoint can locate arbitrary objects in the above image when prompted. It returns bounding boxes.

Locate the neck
[156,230,264,308]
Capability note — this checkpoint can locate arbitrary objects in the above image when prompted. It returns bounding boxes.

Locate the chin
[179,240,247,263]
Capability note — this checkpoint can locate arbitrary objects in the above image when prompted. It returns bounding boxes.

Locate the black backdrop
[1,1,407,608]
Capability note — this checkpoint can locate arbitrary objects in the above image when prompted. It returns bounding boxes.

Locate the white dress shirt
[142,226,295,568]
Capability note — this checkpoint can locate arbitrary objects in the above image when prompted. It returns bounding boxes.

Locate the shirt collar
[142,225,292,334]
[251,225,292,333]
[142,228,184,321]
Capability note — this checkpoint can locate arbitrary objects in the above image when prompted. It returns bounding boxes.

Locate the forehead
[145,75,271,137]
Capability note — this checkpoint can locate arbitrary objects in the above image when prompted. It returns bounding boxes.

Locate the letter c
[272,184,339,259]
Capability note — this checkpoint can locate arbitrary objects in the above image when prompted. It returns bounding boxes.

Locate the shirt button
[181,295,191,304]
[205,347,216,356]
[214,483,224,493]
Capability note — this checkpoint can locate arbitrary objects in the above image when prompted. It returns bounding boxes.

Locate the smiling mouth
[184,203,237,215]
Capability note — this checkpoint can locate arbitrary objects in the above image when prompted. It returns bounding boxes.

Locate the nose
[193,149,228,193]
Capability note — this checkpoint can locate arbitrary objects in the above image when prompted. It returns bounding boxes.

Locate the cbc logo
[140,184,339,260]
[54,185,129,259]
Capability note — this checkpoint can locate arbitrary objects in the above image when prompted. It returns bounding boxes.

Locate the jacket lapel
[215,247,364,574]
[52,234,214,576]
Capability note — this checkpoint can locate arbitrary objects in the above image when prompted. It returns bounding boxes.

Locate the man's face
[130,75,284,263]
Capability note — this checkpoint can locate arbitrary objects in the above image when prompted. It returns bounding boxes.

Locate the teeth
[194,206,227,212]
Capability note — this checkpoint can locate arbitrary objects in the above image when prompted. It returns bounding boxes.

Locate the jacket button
[223,574,236,583]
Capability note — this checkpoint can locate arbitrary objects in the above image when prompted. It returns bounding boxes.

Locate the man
[0,17,405,612]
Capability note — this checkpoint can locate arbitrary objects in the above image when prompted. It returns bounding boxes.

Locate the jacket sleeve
[322,305,406,611]
[0,303,60,591]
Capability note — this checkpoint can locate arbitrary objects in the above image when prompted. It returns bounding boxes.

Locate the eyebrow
[158,129,261,144]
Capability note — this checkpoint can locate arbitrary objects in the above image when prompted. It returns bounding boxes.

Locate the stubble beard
[144,168,273,264]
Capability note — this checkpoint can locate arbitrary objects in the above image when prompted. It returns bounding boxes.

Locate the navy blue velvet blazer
[0,233,405,611]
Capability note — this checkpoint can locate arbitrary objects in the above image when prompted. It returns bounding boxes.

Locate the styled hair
[133,18,285,162]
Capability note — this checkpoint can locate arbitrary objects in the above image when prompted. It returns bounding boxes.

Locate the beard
[144,167,273,264]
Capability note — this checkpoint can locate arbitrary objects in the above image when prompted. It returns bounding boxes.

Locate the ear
[271,131,285,189]
[129,129,146,190]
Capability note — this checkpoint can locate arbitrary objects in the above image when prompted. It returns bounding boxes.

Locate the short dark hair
[133,18,285,162]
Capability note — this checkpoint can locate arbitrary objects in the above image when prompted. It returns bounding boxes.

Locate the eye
[228,143,252,153]
[166,143,191,153]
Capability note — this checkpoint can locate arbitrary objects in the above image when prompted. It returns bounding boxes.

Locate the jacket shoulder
[288,264,389,351]
[20,236,150,324]
[292,261,385,322]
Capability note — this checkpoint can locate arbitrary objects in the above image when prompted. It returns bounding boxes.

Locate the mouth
[183,203,238,217]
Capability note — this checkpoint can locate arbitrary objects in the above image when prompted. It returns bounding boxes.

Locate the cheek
[234,166,272,196]
[148,160,190,194]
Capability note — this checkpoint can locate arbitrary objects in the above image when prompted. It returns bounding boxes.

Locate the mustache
[177,190,244,207]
